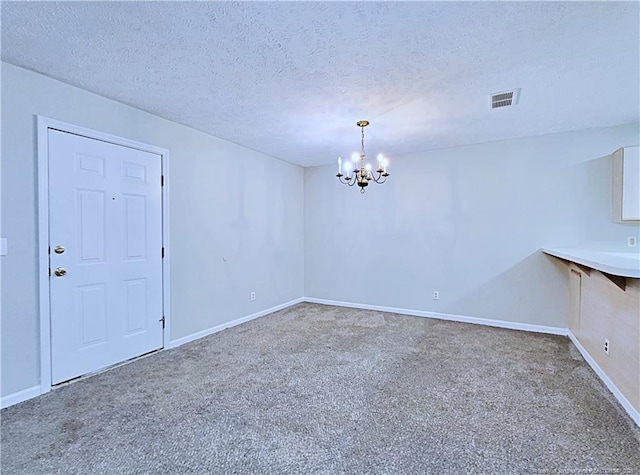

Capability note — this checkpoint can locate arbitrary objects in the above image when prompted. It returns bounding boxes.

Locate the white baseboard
[169,297,305,349]
[1,385,41,409]
[568,331,640,427]
[304,297,568,336]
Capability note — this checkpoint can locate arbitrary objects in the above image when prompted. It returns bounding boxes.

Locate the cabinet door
[614,146,640,222]
[622,146,639,220]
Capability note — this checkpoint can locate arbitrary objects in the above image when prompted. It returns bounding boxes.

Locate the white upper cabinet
[613,146,640,222]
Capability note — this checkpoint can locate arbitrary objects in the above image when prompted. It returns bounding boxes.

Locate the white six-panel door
[48,129,163,384]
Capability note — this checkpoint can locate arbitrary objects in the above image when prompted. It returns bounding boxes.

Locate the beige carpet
[2,303,639,474]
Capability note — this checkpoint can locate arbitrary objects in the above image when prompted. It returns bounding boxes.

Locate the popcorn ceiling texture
[2,303,639,474]
[2,2,638,166]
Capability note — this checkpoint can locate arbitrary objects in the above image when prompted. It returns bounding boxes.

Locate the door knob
[54,245,65,254]
[54,267,67,277]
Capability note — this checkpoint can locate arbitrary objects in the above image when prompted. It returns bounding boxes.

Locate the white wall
[1,63,304,397]
[305,124,640,327]
[2,60,638,401]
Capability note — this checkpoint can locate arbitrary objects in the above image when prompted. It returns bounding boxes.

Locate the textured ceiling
[2,1,639,167]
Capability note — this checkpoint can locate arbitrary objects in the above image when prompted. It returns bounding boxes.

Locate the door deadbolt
[54,267,67,277]
[54,245,65,254]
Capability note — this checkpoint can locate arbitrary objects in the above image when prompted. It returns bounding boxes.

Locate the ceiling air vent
[491,89,521,109]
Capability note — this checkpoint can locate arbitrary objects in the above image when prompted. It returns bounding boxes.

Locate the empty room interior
[1,1,640,473]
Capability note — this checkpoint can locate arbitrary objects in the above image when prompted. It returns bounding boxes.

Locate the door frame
[37,116,171,394]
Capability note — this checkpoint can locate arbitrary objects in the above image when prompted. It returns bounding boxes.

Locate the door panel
[77,189,106,262]
[49,129,163,384]
[124,194,147,258]
[78,283,107,346]
[124,278,147,334]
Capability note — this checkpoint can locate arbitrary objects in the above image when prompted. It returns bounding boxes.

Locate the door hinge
[48,246,51,255]
[161,175,164,187]
[162,247,165,258]
[160,316,165,329]
[48,267,51,276]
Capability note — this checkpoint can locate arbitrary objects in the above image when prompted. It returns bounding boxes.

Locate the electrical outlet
[433,291,439,300]
[628,236,637,247]
[604,339,610,355]
[250,292,256,301]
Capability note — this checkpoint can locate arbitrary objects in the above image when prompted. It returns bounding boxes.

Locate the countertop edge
[543,248,640,278]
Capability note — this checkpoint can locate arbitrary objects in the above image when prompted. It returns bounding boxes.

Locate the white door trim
[37,116,170,394]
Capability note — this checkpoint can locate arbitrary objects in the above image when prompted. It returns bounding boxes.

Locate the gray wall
[305,124,640,327]
[1,63,305,396]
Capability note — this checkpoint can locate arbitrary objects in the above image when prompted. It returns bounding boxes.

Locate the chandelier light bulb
[351,152,360,163]
[344,161,353,177]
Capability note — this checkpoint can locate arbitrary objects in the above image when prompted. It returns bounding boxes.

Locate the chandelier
[336,120,389,193]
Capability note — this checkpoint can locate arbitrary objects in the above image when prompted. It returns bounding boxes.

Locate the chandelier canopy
[336,120,389,193]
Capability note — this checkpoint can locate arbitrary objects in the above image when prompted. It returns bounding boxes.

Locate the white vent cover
[491,89,521,109]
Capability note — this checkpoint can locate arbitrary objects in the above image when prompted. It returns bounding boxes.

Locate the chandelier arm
[338,175,355,186]
[371,171,386,183]
[342,173,359,186]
